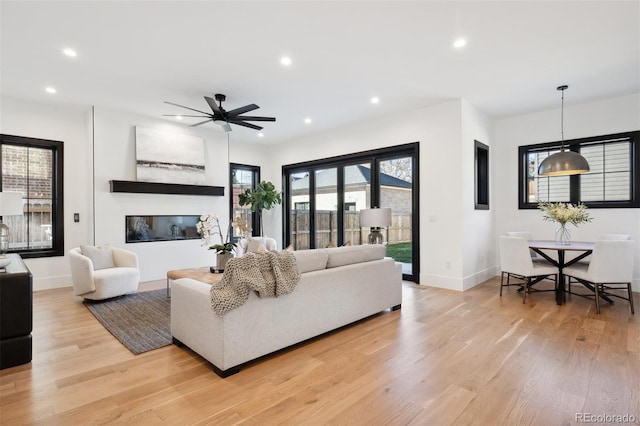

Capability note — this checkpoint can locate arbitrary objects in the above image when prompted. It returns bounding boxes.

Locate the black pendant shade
[537,85,590,177]
[537,150,590,176]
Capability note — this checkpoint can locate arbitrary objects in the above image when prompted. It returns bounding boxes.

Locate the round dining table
[528,240,595,305]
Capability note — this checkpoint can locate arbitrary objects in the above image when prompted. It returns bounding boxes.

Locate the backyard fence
[290,210,411,250]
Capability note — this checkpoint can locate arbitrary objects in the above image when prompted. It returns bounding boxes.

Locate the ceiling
[1,1,639,144]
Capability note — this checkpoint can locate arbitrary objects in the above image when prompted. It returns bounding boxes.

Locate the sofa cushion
[325,245,386,269]
[80,244,115,270]
[292,249,329,273]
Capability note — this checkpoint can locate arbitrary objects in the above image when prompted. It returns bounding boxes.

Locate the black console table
[0,254,33,369]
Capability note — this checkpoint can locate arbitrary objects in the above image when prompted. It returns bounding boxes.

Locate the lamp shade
[537,151,590,176]
[360,207,391,228]
[0,192,23,216]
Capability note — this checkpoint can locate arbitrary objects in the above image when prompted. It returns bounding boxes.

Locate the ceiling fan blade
[164,101,211,116]
[162,114,210,118]
[232,116,276,122]
[204,96,224,116]
[227,120,263,131]
[189,119,214,127]
[226,104,259,116]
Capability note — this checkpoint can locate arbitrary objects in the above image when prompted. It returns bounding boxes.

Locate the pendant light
[537,85,590,176]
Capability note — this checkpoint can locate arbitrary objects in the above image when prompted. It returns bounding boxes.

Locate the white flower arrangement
[537,201,592,226]
[196,214,235,254]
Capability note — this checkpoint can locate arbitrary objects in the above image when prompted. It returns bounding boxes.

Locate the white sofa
[170,245,402,377]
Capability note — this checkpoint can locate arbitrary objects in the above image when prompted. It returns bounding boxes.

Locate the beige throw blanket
[210,251,300,316]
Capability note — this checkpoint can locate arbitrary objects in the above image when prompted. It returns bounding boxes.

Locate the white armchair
[69,246,140,300]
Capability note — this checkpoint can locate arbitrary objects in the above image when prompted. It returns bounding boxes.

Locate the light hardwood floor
[1,278,639,425]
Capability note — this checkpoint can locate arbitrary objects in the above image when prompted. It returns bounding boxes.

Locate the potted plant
[238,180,282,236]
[196,214,236,270]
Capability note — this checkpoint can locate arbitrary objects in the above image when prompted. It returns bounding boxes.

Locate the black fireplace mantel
[109,180,224,196]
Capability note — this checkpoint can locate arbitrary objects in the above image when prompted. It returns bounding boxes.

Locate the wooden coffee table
[166,267,224,297]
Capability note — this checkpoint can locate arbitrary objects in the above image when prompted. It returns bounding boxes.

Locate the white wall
[1,97,272,288]
[0,96,93,290]
[93,107,235,282]
[461,100,495,289]
[494,92,640,290]
[270,99,495,290]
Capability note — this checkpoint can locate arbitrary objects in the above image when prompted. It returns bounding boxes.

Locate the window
[518,131,639,209]
[344,202,356,212]
[0,134,64,258]
[229,163,260,239]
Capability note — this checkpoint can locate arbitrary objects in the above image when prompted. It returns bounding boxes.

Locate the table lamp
[0,192,24,255]
[360,207,391,244]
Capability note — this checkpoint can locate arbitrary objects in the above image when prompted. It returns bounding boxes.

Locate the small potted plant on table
[196,214,236,271]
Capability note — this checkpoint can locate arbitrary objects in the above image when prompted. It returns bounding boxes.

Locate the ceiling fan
[163,93,276,132]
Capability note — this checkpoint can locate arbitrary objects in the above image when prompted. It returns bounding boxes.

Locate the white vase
[555,224,571,245]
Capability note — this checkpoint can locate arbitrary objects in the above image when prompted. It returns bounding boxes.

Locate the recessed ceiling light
[280,56,292,67]
[370,96,380,104]
[304,118,312,124]
[176,115,183,120]
[63,48,77,57]
[453,38,467,48]
[45,87,57,94]
[258,132,264,138]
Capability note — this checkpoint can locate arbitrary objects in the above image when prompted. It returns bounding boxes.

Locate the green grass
[385,242,412,263]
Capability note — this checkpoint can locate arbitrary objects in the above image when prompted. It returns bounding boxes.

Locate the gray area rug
[84,288,171,355]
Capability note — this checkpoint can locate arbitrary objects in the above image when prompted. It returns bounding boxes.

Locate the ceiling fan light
[538,150,590,176]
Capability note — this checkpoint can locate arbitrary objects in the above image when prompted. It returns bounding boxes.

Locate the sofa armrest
[171,278,226,369]
[112,247,139,268]
[69,248,96,295]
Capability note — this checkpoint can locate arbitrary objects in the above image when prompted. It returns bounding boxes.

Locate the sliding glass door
[290,171,311,249]
[379,156,413,275]
[343,163,372,245]
[283,143,419,282]
[315,168,338,248]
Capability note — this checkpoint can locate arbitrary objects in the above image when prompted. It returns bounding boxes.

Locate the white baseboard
[33,275,72,292]
[462,266,498,291]
[419,273,463,291]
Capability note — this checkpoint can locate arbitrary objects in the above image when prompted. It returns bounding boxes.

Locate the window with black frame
[229,163,260,240]
[518,131,639,208]
[0,134,64,258]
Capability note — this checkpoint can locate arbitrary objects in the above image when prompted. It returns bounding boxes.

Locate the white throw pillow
[246,239,268,253]
[80,244,115,270]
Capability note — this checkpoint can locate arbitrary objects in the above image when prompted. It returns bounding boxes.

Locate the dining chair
[499,236,559,304]
[504,231,546,286]
[563,240,635,314]
[568,233,631,293]
[507,231,542,260]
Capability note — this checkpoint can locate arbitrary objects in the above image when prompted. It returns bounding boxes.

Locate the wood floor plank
[1,278,639,425]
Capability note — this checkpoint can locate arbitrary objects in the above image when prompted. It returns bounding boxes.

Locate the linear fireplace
[126,215,200,243]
